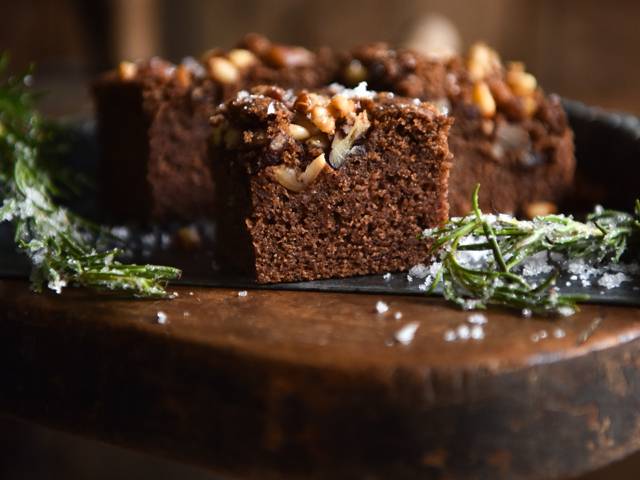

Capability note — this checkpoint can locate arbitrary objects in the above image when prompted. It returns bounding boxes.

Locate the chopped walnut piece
[522,96,538,117]
[507,69,537,97]
[228,48,258,69]
[118,61,138,81]
[329,94,356,118]
[310,106,335,134]
[174,64,191,88]
[271,154,328,192]
[467,43,501,81]
[288,123,311,140]
[265,45,314,68]
[472,81,496,118]
[328,111,371,169]
[208,57,239,84]
[524,201,557,219]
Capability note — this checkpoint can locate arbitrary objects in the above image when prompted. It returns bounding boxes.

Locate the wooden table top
[1,279,640,480]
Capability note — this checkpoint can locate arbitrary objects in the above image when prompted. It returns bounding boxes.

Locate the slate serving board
[1,99,639,306]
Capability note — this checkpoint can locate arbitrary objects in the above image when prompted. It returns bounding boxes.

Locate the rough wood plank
[1,279,640,479]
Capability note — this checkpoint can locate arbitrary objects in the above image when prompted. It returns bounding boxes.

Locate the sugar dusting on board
[395,322,420,345]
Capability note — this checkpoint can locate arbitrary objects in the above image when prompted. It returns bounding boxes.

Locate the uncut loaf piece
[211,84,453,283]
[338,43,575,217]
[92,34,336,222]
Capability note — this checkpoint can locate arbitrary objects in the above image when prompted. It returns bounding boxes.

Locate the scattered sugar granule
[597,272,630,290]
[375,300,389,314]
[409,263,429,279]
[183,311,190,317]
[443,329,457,342]
[418,283,428,292]
[467,313,488,325]
[189,291,194,296]
[395,322,420,345]
[521,308,532,318]
[553,328,566,339]
[456,324,471,340]
[470,325,485,340]
[394,311,403,320]
[266,102,276,115]
[156,311,168,325]
[237,290,248,297]
[406,274,414,283]
[382,272,392,281]
[557,305,576,317]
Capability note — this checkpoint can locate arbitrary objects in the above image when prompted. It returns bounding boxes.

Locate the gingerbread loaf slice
[211,85,453,283]
[338,43,575,217]
[92,34,336,222]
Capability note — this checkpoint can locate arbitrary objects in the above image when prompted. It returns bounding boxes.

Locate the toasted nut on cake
[288,123,311,141]
[227,48,257,69]
[265,45,314,68]
[118,61,138,81]
[507,69,537,97]
[472,81,497,118]
[208,57,239,84]
[329,94,356,118]
[467,43,501,81]
[272,154,327,192]
[174,64,191,88]
[310,106,336,134]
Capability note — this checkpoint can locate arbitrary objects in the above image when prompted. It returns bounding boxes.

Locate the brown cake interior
[212,86,452,283]
[338,43,575,217]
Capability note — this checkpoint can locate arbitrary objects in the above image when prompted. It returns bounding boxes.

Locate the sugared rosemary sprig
[423,185,640,315]
[0,55,181,297]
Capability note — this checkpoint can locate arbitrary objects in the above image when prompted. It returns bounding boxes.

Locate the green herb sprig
[423,185,640,315]
[0,55,180,297]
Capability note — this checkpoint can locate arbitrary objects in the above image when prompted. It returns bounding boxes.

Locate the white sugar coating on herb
[409,263,430,279]
[463,299,482,311]
[456,324,471,340]
[395,322,420,345]
[467,313,488,325]
[553,328,566,339]
[375,300,389,314]
[519,251,554,277]
[470,325,485,340]
[47,277,67,294]
[521,308,532,318]
[156,311,168,324]
[443,329,457,342]
[597,272,630,289]
[382,272,392,281]
[237,290,248,297]
[566,258,599,287]
[394,311,403,320]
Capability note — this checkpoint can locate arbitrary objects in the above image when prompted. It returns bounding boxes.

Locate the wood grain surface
[1,279,640,479]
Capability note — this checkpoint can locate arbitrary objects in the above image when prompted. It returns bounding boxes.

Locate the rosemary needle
[0,55,181,297]
[423,185,640,316]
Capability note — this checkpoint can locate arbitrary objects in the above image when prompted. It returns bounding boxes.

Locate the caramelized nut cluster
[205,48,258,84]
[466,43,539,121]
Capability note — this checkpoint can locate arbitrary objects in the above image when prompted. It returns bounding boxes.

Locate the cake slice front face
[212,84,453,283]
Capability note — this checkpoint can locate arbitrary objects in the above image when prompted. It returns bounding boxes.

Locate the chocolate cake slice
[338,43,575,217]
[92,34,336,222]
[211,85,453,283]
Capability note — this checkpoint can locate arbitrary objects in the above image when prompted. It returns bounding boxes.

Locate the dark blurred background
[1,0,639,478]
[2,0,640,116]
